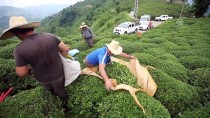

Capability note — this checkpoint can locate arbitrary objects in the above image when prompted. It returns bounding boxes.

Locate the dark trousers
[85,37,94,47]
[42,77,68,102]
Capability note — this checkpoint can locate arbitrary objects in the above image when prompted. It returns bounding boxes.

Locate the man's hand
[105,79,113,91]
[129,55,136,59]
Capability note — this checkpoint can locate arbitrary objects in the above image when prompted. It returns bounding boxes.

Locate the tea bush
[189,68,210,88]
[120,40,143,54]
[181,103,210,118]
[67,63,170,118]
[171,48,210,58]
[119,34,141,41]
[0,43,16,59]
[155,60,190,83]
[142,37,168,45]
[134,52,160,67]
[70,40,89,51]
[0,39,19,46]
[0,58,38,94]
[179,56,210,70]
[151,69,200,117]
[0,87,65,118]
[198,87,210,104]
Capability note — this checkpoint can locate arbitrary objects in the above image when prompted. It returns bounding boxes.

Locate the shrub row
[151,69,200,117]
[179,56,210,70]
[0,58,38,95]
[0,43,17,59]
[189,68,210,88]
[0,87,65,118]
[67,63,170,118]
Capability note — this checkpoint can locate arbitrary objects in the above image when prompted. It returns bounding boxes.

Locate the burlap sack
[111,57,157,96]
[80,57,158,114]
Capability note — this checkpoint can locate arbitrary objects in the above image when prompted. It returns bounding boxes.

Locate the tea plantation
[0,18,210,118]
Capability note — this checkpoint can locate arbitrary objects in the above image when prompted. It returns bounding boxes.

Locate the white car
[155,15,173,21]
[113,22,138,35]
[139,15,154,31]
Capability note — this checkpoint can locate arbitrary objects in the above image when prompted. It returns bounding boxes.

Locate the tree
[193,0,210,17]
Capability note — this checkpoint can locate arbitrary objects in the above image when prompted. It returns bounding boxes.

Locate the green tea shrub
[134,52,160,67]
[0,58,38,94]
[142,28,164,37]
[173,40,190,46]
[0,39,19,46]
[191,42,210,49]
[171,50,194,58]
[189,68,210,88]
[157,60,189,82]
[60,37,76,45]
[144,48,167,57]
[170,35,190,44]
[93,38,113,48]
[0,58,15,79]
[0,87,65,118]
[171,49,199,58]
[151,69,200,117]
[97,92,170,118]
[0,43,16,59]
[179,56,210,70]
[119,34,141,41]
[120,40,143,54]
[139,42,160,50]
[67,75,107,117]
[155,53,179,62]
[191,49,210,58]
[185,37,206,46]
[160,42,179,51]
[181,103,210,118]
[67,63,170,117]
[71,40,89,51]
[142,37,168,44]
[198,87,210,104]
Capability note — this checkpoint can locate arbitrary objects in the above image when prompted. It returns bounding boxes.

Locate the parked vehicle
[113,22,139,34]
[155,15,173,21]
[139,15,154,31]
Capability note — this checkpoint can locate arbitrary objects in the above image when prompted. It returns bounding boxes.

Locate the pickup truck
[139,15,154,31]
[113,22,138,35]
[155,15,173,21]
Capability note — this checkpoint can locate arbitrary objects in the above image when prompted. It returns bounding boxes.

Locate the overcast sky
[0,0,83,8]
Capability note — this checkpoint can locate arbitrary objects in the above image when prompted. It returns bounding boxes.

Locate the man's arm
[16,66,31,78]
[119,52,135,59]
[98,64,112,91]
[58,42,69,57]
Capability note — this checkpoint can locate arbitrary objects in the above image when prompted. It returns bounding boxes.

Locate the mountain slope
[39,0,183,36]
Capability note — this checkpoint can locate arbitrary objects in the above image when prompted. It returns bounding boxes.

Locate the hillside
[0,0,210,117]
[39,0,184,36]
[1,17,210,118]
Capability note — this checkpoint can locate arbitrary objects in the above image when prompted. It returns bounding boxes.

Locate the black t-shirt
[13,33,64,84]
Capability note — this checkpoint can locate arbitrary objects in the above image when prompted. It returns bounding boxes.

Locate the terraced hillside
[0,18,210,118]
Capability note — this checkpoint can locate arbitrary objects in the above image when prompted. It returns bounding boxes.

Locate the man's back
[81,27,92,39]
[14,33,63,83]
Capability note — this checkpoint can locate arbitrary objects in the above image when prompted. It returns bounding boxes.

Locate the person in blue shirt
[84,40,135,91]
